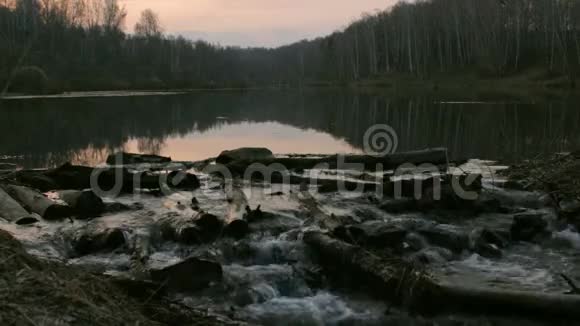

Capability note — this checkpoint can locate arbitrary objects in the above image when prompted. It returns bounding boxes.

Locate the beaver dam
[2,148,580,325]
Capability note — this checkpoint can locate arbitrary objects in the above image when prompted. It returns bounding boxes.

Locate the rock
[511,212,549,242]
[409,247,454,265]
[158,213,202,245]
[379,199,418,214]
[150,257,222,292]
[333,221,408,249]
[216,147,274,165]
[195,213,224,242]
[106,152,171,165]
[560,199,580,215]
[417,225,469,253]
[103,202,139,214]
[57,190,104,218]
[0,163,17,171]
[72,228,126,256]
[166,171,201,190]
[479,228,509,248]
[502,179,527,191]
[224,219,250,239]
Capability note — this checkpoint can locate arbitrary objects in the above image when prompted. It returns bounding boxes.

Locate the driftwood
[57,190,104,218]
[0,186,33,223]
[5,185,73,220]
[225,148,449,174]
[304,231,580,319]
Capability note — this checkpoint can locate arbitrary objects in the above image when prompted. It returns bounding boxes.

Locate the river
[1,90,579,325]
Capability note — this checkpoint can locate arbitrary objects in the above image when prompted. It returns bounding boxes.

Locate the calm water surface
[1,90,579,168]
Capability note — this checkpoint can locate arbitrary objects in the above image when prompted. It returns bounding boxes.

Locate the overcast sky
[120,0,397,48]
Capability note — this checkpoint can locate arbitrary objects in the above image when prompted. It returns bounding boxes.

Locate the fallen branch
[304,231,580,319]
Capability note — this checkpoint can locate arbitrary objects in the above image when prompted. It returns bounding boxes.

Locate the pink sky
[120,0,397,47]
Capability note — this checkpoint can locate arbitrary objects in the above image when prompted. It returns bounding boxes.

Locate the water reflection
[0,90,579,168]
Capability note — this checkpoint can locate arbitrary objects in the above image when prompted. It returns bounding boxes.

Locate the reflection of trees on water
[1,91,580,168]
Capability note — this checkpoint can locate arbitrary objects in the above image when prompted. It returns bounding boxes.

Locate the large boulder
[106,152,171,165]
[511,212,549,242]
[216,147,274,165]
[150,257,223,292]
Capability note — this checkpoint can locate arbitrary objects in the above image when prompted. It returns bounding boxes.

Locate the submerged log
[57,190,104,218]
[5,185,73,220]
[304,231,580,319]
[0,186,34,223]
[225,148,449,174]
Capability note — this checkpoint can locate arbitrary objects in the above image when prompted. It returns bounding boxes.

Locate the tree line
[1,0,580,93]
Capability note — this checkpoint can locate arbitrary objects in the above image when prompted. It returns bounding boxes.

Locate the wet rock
[379,198,417,214]
[106,152,171,165]
[0,163,17,170]
[158,214,201,245]
[417,225,469,253]
[560,199,580,215]
[71,228,126,256]
[502,179,527,191]
[333,221,408,249]
[224,219,250,239]
[103,201,144,214]
[409,247,454,265]
[480,228,509,248]
[167,171,201,190]
[195,213,224,242]
[216,147,274,165]
[150,257,222,292]
[511,212,549,242]
[57,190,104,218]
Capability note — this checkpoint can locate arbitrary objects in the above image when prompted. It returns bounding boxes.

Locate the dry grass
[0,230,239,326]
[503,151,580,200]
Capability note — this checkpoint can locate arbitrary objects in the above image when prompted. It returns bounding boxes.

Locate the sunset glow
[120,0,396,47]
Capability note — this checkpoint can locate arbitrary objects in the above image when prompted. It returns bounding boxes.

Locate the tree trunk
[0,186,33,223]
[5,185,73,220]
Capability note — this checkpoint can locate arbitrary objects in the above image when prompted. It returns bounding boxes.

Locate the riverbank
[2,68,578,100]
[0,229,241,326]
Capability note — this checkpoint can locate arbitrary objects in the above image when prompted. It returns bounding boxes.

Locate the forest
[1,0,580,93]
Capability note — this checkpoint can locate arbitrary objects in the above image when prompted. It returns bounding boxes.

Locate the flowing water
[1,90,580,325]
